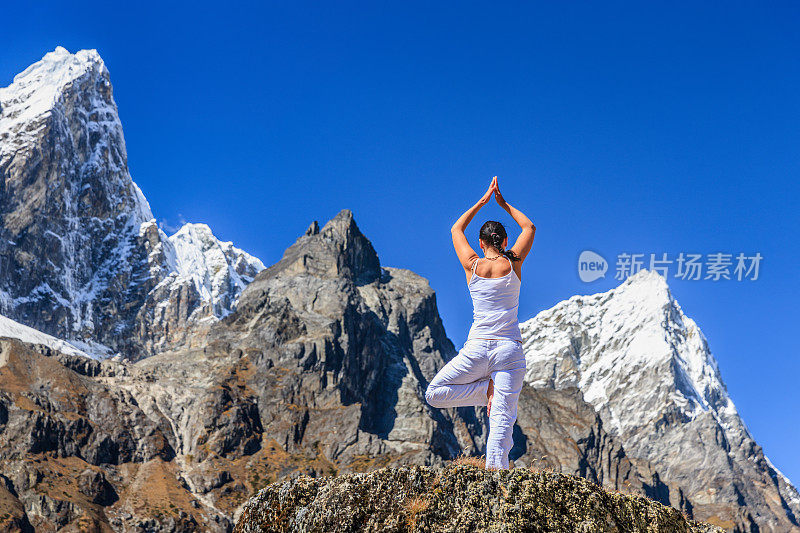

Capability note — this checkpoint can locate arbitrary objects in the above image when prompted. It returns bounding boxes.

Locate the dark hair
[479,221,521,262]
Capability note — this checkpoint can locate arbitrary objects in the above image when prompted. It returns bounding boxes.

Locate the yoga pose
[425,176,536,470]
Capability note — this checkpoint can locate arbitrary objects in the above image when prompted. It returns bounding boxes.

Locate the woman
[425,176,536,470]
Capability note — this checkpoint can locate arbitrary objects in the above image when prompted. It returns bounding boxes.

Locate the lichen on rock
[234,464,723,533]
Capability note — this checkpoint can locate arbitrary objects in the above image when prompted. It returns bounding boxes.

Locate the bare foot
[487,379,494,416]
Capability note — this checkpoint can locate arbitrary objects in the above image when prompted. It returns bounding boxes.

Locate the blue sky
[2,2,799,483]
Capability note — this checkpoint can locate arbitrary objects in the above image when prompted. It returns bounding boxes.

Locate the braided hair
[479,221,521,262]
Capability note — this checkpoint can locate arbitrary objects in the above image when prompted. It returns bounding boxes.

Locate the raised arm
[451,177,497,275]
[494,179,536,262]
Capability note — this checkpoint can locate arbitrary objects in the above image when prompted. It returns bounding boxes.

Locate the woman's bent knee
[425,385,441,407]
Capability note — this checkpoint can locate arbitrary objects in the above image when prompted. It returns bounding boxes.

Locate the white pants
[425,338,527,469]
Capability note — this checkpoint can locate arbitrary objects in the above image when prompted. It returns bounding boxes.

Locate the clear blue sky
[2,2,798,484]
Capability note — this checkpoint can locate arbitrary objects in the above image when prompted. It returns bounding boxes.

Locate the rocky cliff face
[521,270,800,532]
[0,48,263,359]
[0,47,156,357]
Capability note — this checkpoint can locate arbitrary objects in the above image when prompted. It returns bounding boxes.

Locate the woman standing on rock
[425,176,535,470]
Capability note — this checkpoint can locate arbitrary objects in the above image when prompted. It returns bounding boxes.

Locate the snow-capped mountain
[0,47,263,359]
[521,269,799,531]
[168,223,265,317]
[2,46,796,532]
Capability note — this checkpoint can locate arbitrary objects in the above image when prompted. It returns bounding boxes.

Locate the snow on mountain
[0,47,153,225]
[0,47,264,359]
[0,46,157,356]
[0,313,93,359]
[522,269,736,437]
[167,223,265,317]
[520,269,800,531]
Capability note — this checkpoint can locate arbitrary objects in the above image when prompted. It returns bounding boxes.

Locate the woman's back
[466,256,523,342]
[471,254,522,281]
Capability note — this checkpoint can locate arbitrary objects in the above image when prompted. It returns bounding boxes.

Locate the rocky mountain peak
[614,267,672,301]
[0,48,264,359]
[167,222,265,316]
[305,220,319,235]
[523,268,741,440]
[0,47,157,354]
[319,208,382,284]
[521,268,800,530]
[547,269,673,328]
[1,46,153,229]
[1,47,107,147]
[260,209,381,285]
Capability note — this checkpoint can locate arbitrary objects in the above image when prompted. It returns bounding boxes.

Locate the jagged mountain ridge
[0,46,797,533]
[0,47,263,359]
[521,270,800,531]
[0,209,666,532]
[1,203,793,532]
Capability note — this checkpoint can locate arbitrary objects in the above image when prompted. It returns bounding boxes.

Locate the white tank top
[466,255,523,342]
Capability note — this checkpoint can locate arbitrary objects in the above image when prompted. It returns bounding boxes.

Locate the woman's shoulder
[510,255,523,281]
